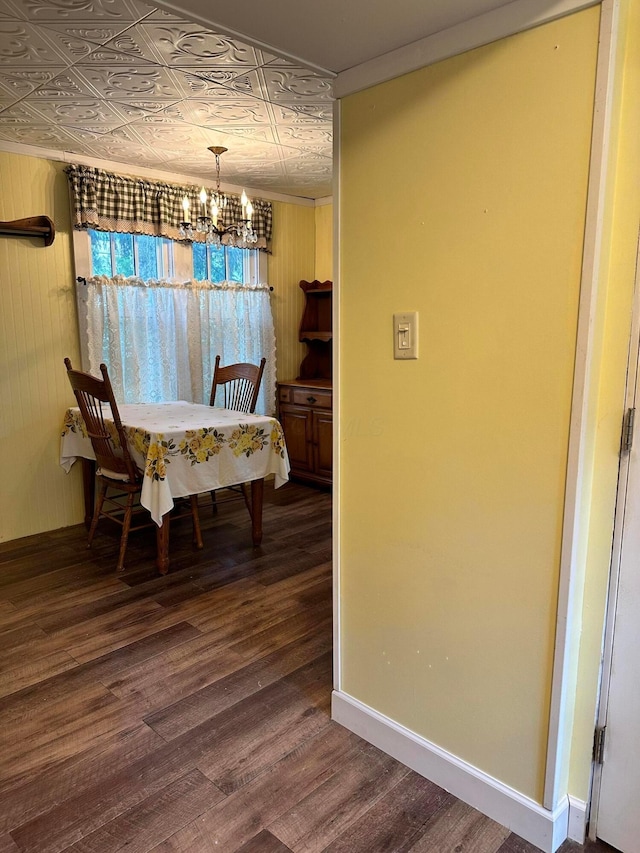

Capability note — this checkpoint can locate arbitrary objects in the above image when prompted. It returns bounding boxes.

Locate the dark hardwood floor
[0,482,616,853]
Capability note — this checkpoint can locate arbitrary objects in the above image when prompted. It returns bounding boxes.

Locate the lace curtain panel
[83,276,277,415]
[65,165,273,251]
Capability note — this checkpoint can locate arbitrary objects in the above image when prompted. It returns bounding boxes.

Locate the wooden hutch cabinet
[278,280,332,487]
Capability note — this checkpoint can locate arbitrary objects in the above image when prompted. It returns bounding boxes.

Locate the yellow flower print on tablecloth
[127,426,150,457]
[144,434,175,481]
[270,420,286,458]
[229,423,268,458]
[105,420,122,448]
[61,408,87,438]
[62,408,120,446]
[179,428,226,465]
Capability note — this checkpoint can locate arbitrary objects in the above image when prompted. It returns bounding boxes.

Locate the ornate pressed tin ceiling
[0,0,334,198]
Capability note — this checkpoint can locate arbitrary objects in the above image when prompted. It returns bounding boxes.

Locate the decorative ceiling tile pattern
[0,0,334,198]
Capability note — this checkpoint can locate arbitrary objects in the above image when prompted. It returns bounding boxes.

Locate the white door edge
[543,0,620,810]
[589,228,640,841]
[332,98,342,693]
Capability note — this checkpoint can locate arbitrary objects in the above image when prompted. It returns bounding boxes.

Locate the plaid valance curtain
[65,164,273,251]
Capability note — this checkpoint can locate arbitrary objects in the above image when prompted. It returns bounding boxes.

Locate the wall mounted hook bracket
[0,216,55,246]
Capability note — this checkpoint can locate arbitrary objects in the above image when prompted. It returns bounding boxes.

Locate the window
[79,277,276,413]
[89,230,173,279]
[87,230,262,285]
[193,243,245,283]
[76,228,273,410]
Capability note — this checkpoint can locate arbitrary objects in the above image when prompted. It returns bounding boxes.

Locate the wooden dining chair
[208,355,267,517]
[209,355,266,413]
[64,358,202,571]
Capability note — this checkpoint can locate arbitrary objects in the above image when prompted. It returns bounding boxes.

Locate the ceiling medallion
[179,146,257,247]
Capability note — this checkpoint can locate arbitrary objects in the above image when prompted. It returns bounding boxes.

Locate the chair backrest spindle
[209,355,266,414]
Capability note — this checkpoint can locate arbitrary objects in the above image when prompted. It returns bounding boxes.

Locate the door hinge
[621,407,636,455]
[593,725,606,765]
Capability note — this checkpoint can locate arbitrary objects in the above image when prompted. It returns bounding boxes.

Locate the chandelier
[179,146,258,246]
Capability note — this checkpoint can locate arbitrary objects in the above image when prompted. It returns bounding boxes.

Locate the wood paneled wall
[314,203,334,283]
[0,153,84,541]
[267,201,316,384]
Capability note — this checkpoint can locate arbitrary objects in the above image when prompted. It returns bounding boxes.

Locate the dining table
[60,400,290,573]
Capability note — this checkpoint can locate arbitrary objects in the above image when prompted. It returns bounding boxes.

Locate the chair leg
[210,489,218,514]
[116,491,136,572]
[190,495,204,549]
[87,480,107,548]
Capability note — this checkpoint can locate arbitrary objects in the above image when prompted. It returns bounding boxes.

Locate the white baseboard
[568,796,587,843]
[332,690,570,853]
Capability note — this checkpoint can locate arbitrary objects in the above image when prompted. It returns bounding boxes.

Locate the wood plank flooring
[0,482,615,853]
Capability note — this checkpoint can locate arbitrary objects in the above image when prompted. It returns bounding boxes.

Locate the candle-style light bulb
[211,200,219,229]
[241,190,248,218]
[199,187,207,214]
[245,201,253,224]
[182,196,190,218]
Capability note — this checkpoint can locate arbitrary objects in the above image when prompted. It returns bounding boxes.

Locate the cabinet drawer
[290,387,332,409]
[278,385,332,409]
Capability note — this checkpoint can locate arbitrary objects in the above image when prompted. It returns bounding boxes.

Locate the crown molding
[334,0,599,98]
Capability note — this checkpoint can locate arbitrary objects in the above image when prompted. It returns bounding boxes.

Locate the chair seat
[96,466,135,483]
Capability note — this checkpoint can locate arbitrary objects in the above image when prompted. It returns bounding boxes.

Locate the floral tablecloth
[61,401,290,525]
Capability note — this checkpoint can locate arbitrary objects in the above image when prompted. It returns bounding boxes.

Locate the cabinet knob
[307,396,317,403]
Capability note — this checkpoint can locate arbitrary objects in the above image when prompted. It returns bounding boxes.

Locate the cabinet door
[279,404,313,475]
[312,409,333,482]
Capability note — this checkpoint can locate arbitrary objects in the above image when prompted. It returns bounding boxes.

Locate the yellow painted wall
[339,9,599,801]
[1,152,315,541]
[568,0,640,800]
[0,153,84,541]
[314,203,334,282]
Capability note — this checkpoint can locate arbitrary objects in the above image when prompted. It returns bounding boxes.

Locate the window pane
[193,243,207,280]
[227,246,243,283]
[208,245,226,282]
[136,234,159,279]
[89,229,113,276]
[162,239,174,279]
[113,233,135,277]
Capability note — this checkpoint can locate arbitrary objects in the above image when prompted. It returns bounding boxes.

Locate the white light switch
[394,312,418,359]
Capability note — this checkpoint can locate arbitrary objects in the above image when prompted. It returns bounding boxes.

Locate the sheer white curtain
[83,276,277,414]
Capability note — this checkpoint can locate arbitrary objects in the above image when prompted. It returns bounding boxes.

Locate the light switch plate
[394,311,418,359]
